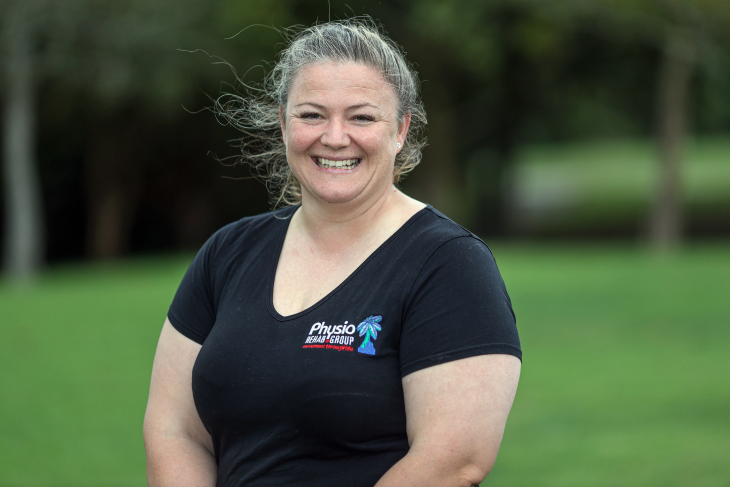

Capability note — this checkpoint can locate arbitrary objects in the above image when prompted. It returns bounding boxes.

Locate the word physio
[304,321,356,347]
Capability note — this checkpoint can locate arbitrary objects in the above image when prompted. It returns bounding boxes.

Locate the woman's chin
[299,172,394,208]
[303,184,370,206]
[311,190,360,206]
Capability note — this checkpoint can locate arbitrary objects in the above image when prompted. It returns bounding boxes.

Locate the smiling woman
[282,61,410,208]
[213,19,427,208]
[143,18,521,487]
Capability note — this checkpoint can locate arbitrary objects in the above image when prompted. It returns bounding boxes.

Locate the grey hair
[214,18,427,208]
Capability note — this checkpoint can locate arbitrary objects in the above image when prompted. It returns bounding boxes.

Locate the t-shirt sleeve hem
[400,343,522,378]
[167,310,207,345]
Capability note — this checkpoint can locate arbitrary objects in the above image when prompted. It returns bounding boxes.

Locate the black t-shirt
[168,205,521,487]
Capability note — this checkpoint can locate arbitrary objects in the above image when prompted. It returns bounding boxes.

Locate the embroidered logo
[303,321,357,351]
[357,315,382,355]
[301,315,384,355]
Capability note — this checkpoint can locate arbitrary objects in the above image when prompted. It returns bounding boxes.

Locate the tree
[357,315,382,355]
[529,0,730,248]
[47,0,213,259]
[406,0,568,233]
[1,0,296,268]
[407,0,730,245]
[0,0,48,282]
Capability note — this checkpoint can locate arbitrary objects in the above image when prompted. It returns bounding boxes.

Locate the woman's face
[281,62,410,207]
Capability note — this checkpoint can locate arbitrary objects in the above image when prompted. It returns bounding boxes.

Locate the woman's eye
[354,115,374,122]
[300,112,321,119]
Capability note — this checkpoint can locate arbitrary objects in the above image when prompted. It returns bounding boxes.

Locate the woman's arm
[143,319,217,487]
[375,354,521,487]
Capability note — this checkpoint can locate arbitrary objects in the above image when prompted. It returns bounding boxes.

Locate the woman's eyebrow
[293,102,381,110]
[294,102,325,109]
[347,103,380,110]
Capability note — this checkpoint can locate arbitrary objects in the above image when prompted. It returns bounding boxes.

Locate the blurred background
[1,0,728,486]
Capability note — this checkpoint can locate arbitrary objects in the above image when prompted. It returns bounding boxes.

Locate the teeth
[317,158,359,168]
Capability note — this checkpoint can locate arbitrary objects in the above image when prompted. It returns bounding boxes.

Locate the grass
[507,137,730,233]
[0,256,188,487]
[486,242,730,486]
[1,245,729,486]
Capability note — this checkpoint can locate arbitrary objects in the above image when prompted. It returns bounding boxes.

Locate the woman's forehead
[289,62,398,109]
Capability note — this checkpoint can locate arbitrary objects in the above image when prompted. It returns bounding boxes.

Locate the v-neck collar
[266,205,432,322]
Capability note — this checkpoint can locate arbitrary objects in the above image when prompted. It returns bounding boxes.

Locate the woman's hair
[214,17,427,207]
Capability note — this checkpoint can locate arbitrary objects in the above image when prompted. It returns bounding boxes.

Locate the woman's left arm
[375,354,521,487]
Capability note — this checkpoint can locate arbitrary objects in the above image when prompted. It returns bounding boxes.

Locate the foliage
[3,0,730,266]
[357,315,383,354]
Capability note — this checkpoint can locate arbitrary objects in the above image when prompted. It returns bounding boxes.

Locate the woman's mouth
[315,157,360,169]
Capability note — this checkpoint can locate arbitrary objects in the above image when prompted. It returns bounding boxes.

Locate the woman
[144,19,521,487]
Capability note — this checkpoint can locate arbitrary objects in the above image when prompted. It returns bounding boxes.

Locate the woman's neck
[293,186,421,255]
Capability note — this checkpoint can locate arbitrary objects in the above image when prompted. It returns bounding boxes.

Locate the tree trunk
[486,6,528,237]
[649,30,695,250]
[85,121,145,260]
[415,87,463,221]
[401,37,464,223]
[2,7,45,282]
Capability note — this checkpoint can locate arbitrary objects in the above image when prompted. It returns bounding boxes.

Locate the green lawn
[1,246,729,486]
[508,137,730,233]
[487,243,730,486]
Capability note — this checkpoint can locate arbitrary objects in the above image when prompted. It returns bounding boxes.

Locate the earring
[396,143,402,149]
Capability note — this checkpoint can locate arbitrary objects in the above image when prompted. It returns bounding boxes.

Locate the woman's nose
[320,118,350,149]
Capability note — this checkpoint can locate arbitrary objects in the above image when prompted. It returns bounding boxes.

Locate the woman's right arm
[143,319,217,487]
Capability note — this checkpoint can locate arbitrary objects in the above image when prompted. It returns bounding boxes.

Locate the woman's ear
[397,111,412,151]
[279,106,286,144]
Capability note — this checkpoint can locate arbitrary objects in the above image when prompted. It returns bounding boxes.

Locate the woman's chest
[192,286,410,447]
[272,241,383,317]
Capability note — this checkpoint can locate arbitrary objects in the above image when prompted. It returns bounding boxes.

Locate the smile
[315,157,360,169]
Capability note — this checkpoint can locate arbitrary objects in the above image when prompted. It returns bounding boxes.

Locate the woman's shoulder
[408,206,490,254]
[195,205,297,264]
[209,206,296,243]
[385,205,499,283]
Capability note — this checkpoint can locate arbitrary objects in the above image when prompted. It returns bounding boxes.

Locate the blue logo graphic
[357,315,382,355]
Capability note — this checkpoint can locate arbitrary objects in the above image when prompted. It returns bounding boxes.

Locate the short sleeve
[167,227,228,344]
[399,236,521,377]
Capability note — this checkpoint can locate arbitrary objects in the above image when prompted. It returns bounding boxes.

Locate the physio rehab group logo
[302,315,383,355]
